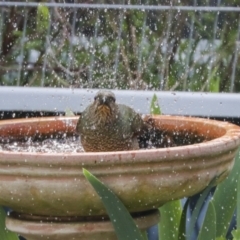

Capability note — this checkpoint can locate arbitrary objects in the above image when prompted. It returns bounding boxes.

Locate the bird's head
[94,90,116,107]
[93,90,117,123]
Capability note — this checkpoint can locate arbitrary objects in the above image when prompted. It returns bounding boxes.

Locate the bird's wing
[118,104,144,135]
[76,105,92,133]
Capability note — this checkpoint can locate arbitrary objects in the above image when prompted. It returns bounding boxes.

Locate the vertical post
[17,7,28,86]
[67,8,77,84]
[183,0,197,91]
[159,9,173,90]
[41,7,52,87]
[113,9,124,83]
[205,0,221,91]
[88,11,99,87]
[230,16,240,92]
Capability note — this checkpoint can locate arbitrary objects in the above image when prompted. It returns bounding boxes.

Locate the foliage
[150,93,161,115]
[159,200,182,240]
[0,207,18,240]
[0,2,240,91]
[197,201,216,240]
[37,4,50,34]
[65,107,75,116]
[211,151,240,238]
[83,168,146,240]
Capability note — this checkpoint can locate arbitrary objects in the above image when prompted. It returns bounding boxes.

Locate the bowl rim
[0,115,240,165]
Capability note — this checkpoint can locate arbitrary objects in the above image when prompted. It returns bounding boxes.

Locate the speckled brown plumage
[76,90,146,152]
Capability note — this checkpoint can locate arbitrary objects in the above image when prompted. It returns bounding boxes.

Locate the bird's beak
[95,96,108,107]
[102,96,106,104]
[97,96,108,106]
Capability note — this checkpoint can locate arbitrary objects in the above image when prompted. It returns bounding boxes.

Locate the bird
[76,90,147,152]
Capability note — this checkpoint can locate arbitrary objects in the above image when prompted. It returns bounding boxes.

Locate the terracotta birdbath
[0,115,240,240]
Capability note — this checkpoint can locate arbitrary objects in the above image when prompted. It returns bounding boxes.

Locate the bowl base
[6,210,160,240]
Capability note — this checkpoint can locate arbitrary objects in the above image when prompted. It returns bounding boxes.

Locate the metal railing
[0,1,240,92]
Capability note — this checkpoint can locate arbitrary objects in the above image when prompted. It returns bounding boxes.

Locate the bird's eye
[109,96,115,102]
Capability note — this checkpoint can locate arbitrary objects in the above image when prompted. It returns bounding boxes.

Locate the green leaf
[141,231,148,240]
[83,168,144,240]
[65,108,75,117]
[212,149,240,238]
[197,201,216,240]
[37,4,50,33]
[186,177,217,240]
[159,200,182,240]
[0,207,19,240]
[209,67,220,92]
[232,229,240,240]
[237,175,240,229]
[231,177,240,239]
[25,40,43,50]
[178,198,190,240]
[12,30,23,37]
[150,94,161,115]
[209,76,220,92]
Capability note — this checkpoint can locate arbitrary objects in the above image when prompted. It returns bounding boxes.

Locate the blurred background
[0,0,240,92]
